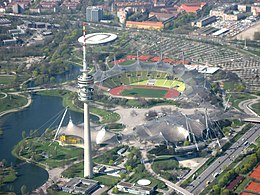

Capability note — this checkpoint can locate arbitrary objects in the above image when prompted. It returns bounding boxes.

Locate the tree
[21,185,28,195]
[22,131,26,139]
[221,189,232,195]
[108,160,114,165]
[212,184,221,195]
[256,148,260,160]
[126,165,132,172]
[112,187,119,193]
[119,171,126,179]
[184,140,190,146]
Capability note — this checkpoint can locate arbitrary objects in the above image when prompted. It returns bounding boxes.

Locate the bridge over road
[243,117,260,123]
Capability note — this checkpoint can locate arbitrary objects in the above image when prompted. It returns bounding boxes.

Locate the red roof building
[177,2,207,13]
[138,55,151,61]
[163,59,175,63]
[245,182,260,194]
[150,56,161,62]
[175,59,190,65]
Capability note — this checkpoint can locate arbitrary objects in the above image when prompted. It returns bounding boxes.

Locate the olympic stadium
[93,60,215,107]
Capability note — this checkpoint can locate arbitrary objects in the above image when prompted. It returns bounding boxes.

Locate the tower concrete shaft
[78,23,94,178]
[84,103,93,178]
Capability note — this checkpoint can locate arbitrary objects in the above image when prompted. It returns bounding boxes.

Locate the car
[206,181,211,185]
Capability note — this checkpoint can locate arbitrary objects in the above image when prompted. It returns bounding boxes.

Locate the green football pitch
[120,87,167,98]
[131,79,185,92]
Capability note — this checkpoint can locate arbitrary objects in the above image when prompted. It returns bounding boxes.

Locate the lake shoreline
[0,93,32,118]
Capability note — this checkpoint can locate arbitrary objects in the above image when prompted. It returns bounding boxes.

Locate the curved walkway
[0,92,7,99]
[0,93,32,118]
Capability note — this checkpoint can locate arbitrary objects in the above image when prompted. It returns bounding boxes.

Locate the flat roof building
[126,21,164,30]
[117,181,155,195]
[192,16,217,28]
[86,6,103,22]
[62,177,99,194]
[3,38,17,45]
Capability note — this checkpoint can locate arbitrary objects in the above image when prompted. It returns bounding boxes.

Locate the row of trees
[211,147,260,195]
[235,151,259,174]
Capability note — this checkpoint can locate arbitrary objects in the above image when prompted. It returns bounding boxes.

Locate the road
[186,124,260,194]
[238,94,260,117]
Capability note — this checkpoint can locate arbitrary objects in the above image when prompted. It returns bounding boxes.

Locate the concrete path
[0,93,32,118]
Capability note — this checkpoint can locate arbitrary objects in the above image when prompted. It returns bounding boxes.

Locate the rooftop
[178,2,207,13]
[62,177,99,194]
[126,21,164,27]
[78,33,117,45]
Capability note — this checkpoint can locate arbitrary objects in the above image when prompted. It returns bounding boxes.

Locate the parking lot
[120,31,259,91]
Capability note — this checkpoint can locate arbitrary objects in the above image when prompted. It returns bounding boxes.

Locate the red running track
[109,85,180,98]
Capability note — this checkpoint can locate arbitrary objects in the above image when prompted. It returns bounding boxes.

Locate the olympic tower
[77,23,117,178]
[78,23,94,178]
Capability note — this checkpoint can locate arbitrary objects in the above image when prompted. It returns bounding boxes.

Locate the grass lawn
[90,107,120,123]
[121,88,167,98]
[62,162,83,178]
[235,177,251,194]
[251,102,260,115]
[132,79,185,92]
[0,75,15,84]
[94,174,121,186]
[0,94,27,113]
